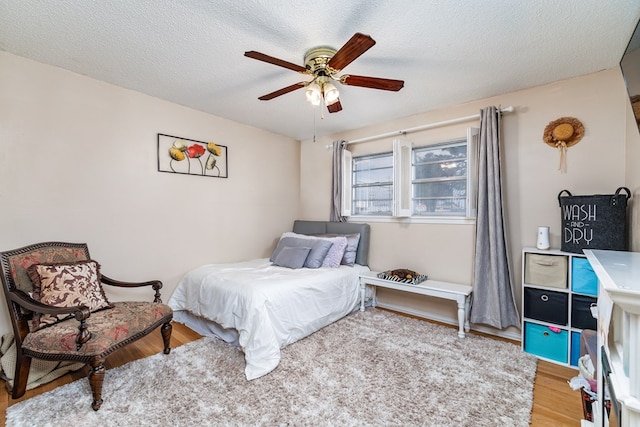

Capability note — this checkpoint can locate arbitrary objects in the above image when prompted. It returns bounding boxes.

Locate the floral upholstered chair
[0,242,173,410]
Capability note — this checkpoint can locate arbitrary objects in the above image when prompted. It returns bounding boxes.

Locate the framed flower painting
[157,133,228,178]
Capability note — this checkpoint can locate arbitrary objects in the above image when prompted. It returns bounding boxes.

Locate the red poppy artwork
[157,133,228,178]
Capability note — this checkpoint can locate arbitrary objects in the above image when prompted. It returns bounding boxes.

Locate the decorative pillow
[273,246,311,269]
[270,236,332,269]
[27,260,114,331]
[319,236,348,268]
[277,232,348,268]
[315,233,361,266]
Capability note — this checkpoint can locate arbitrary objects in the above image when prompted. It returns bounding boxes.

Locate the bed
[168,220,371,380]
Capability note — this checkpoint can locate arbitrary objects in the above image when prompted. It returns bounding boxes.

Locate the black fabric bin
[558,187,631,254]
[571,294,597,330]
[524,288,569,325]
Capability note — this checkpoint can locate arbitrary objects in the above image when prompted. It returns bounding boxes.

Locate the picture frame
[157,133,228,178]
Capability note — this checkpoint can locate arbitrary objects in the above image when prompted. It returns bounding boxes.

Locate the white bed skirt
[173,310,241,346]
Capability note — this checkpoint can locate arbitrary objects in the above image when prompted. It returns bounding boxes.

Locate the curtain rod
[325,106,514,149]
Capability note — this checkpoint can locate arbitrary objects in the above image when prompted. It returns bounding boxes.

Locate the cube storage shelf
[521,247,598,367]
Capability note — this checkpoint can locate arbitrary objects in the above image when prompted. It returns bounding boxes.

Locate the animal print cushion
[27,260,114,331]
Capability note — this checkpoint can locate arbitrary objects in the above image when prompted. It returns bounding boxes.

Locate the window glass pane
[353,167,393,185]
[353,153,393,186]
[354,185,393,201]
[353,199,392,216]
[413,180,467,198]
[353,154,392,171]
[412,139,468,217]
[413,198,467,216]
[352,184,393,215]
[414,159,467,180]
[413,144,466,163]
[352,152,393,215]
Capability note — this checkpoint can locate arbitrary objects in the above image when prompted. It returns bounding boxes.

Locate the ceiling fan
[244,32,404,113]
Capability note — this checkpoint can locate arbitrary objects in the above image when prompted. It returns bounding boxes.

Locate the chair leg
[88,359,105,411]
[11,353,32,399]
[161,322,172,354]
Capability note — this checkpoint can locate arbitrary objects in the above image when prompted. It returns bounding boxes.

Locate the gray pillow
[273,246,311,269]
[270,236,332,268]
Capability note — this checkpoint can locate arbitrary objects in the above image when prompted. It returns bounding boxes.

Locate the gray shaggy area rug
[6,310,537,426]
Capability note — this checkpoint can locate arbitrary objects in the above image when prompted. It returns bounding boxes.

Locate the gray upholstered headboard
[292,220,371,266]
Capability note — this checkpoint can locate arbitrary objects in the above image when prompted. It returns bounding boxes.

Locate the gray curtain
[469,107,520,329]
[330,140,347,222]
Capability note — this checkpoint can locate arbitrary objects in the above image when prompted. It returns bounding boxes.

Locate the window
[412,139,467,216]
[351,152,393,216]
[344,128,478,220]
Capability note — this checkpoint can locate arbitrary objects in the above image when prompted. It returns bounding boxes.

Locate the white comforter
[168,258,369,380]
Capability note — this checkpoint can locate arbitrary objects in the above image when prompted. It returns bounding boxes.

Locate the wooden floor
[531,361,585,426]
[0,320,584,426]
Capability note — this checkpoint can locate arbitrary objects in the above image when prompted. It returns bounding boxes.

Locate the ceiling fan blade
[258,82,307,100]
[327,99,343,113]
[340,74,404,91]
[244,51,308,73]
[327,33,376,71]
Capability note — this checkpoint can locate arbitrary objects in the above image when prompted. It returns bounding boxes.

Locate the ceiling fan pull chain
[313,109,317,143]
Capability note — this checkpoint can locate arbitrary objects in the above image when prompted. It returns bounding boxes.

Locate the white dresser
[585,250,640,427]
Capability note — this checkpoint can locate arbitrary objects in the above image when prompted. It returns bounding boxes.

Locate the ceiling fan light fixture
[305,82,322,106]
[323,82,340,105]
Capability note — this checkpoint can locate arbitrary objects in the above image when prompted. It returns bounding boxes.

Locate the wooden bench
[359,271,472,338]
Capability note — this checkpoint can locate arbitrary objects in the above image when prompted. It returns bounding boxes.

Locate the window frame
[349,150,394,217]
[343,127,478,224]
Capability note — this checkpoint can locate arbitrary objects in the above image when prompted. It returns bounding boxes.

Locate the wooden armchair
[0,242,173,410]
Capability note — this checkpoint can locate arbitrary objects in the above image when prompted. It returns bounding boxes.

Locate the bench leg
[457,299,466,338]
[371,286,377,308]
[464,296,471,333]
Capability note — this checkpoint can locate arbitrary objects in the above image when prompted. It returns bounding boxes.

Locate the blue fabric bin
[524,322,568,364]
[571,331,581,367]
[571,257,598,296]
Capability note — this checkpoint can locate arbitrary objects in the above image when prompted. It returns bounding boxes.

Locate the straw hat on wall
[543,117,584,172]
[543,117,584,148]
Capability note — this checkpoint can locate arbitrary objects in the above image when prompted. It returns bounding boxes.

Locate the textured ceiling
[1,1,640,141]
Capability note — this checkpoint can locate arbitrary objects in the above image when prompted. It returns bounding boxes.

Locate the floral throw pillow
[27,260,114,331]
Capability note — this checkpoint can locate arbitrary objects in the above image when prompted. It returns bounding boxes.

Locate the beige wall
[625,99,640,251]
[0,52,300,337]
[623,48,640,251]
[301,68,630,336]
